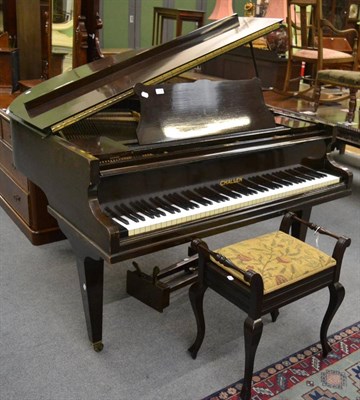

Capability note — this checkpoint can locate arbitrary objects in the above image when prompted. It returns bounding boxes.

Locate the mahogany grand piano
[8,16,352,351]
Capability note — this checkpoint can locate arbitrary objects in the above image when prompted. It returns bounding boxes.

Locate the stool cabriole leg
[188,281,207,359]
[320,282,345,357]
[240,317,263,400]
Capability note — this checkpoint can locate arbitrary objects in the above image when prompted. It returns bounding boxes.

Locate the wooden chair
[281,0,359,101]
[188,212,351,400]
[314,69,360,124]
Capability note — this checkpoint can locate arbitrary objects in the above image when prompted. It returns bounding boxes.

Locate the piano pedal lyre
[126,251,199,312]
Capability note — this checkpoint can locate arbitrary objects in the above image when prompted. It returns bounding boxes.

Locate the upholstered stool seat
[316,70,360,88]
[212,230,336,294]
[314,70,360,123]
[188,212,351,400]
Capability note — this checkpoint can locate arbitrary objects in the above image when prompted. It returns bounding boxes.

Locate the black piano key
[211,184,240,199]
[114,204,137,222]
[263,173,292,186]
[261,174,287,188]
[182,190,213,206]
[284,169,307,182]
[288,168,314,181]
[248,176,281,190]
[149,197,179,214]
[195,187,228,203]
[292,167,315,180]
[227,182,256,196]
[173,192,200,209]
[164,194,191,210]
[130,201,155,219]
[296,166,326,178]
[242,178,268,192]
[174,193,200,209]
[161,197,181,213]
[134,199,162,218]
[137,200,158,217]
[278,171,304,183]
[269,172,294,185]
[260,175,283,189]
[205,186,230,202]
[104,207,129,225]
[141,199,166,217]
[116,204,144,222]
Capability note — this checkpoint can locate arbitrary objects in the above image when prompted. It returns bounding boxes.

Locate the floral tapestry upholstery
[212,231,336,294]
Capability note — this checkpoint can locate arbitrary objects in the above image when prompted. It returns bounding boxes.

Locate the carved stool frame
[188,212,351,400]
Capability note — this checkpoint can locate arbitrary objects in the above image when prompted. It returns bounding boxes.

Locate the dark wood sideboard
[0,108,65,244]
[201,46,301,91]
[0,0,103,244]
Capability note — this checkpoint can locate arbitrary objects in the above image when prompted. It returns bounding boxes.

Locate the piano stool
[187,212,351,400]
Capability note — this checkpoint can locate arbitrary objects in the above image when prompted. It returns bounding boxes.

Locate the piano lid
[9,15,282,133]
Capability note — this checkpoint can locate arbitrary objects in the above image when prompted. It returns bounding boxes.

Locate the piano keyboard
[104,166,340,237]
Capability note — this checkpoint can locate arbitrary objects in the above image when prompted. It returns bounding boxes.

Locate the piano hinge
[126,253,198,312]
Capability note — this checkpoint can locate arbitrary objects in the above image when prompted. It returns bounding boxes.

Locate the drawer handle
[13,195,21,202]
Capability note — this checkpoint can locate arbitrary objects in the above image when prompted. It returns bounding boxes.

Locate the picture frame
[349,3,359,20]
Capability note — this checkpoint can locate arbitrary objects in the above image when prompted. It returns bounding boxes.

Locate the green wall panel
[101,0,250,50]
[139,0,164,48]
[234,0,248,16]
[102,0,129,49]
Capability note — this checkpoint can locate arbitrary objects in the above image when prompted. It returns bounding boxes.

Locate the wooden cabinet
[201,46,301,91]
[0,47,19,93]
[0,109,64,244]
[0,0,102,244]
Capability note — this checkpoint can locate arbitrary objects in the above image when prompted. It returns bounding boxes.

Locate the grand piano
[8,15,352,351]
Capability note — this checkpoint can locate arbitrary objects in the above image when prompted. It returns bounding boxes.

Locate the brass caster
[93,341,104,352]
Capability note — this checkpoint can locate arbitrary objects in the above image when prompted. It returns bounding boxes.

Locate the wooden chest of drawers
[0,108,64,244]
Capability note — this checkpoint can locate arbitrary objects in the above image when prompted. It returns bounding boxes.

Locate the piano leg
[76,255,104,352]
[291,207,312,241]
[52,216,105,351]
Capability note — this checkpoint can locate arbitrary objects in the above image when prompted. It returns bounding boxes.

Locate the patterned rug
[203,322,360,400]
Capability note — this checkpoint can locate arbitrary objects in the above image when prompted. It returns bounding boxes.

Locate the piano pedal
[126,254,199,312]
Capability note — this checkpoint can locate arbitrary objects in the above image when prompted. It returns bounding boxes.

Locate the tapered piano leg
[292,207,312,241]
[76,255,104,351]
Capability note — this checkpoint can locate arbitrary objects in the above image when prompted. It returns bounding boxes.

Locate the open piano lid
[8,15,282,134]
